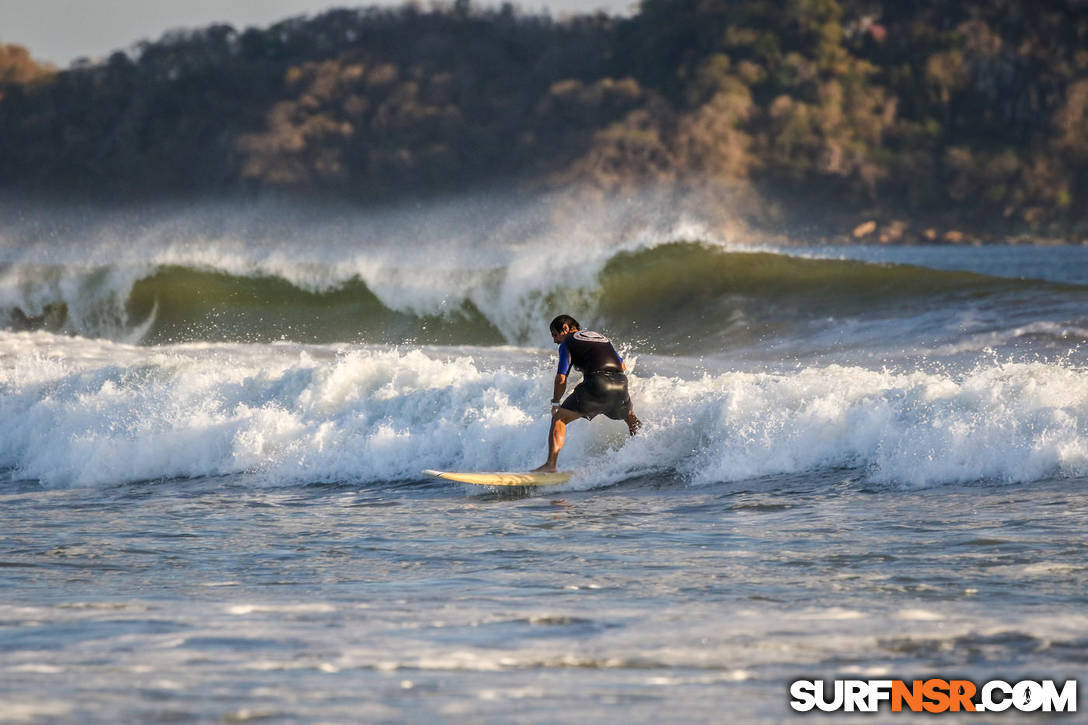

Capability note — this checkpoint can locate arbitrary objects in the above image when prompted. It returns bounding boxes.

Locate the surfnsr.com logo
[789,679,1077,713]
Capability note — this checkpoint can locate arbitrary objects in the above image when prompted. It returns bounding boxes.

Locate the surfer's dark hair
[550,315,580,332]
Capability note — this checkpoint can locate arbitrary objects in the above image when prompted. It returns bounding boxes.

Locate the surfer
[533,315,641,472]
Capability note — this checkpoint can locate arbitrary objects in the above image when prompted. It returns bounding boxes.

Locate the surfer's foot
[533,463,558,473]
[626,413,642,436]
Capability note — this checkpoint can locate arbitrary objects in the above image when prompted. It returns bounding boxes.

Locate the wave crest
[2,332,1084,488]
[4,243,1082,353]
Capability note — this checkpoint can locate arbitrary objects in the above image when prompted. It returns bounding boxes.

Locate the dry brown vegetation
[1,0,1086,240]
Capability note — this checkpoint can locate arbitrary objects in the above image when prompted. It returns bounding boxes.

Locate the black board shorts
[560,370,632,421]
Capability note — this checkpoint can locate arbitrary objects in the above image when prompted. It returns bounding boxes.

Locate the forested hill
[2,0,1087,240]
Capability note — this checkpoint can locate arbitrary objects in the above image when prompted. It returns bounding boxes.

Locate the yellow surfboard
[423,469,572,486]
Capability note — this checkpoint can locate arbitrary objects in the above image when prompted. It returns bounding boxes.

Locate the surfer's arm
[551,374,568,406]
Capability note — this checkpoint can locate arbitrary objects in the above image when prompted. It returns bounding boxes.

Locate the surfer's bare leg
[534,408,581,472]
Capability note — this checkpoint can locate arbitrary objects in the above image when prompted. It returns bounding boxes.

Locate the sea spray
[3,331,1084,488]
[0,194,722,345]
[2,244,1084,357]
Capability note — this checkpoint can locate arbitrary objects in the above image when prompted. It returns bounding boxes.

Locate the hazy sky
[0,0,636,66]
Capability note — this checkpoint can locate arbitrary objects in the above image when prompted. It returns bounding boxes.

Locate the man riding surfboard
[533,315,641,472]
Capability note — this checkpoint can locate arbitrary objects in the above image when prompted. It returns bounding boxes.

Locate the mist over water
[0,193,724,345]
[2,196,1085,360]
[2,194,1087,722]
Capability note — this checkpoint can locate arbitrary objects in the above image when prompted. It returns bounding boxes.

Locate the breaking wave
[3,244,1084,355]
[1,331,1084,488]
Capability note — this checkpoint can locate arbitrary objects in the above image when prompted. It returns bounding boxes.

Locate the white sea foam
[1,331,1084,488]
[926,320,1088,356]
[0,701,73,722]
[0,195,731,345]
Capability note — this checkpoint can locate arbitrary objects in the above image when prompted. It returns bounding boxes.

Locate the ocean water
[1,199,1086,722]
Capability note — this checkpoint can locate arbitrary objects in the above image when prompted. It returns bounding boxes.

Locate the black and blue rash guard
[557,330,624,376]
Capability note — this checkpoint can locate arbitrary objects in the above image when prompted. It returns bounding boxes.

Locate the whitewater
[2,197,1087,722]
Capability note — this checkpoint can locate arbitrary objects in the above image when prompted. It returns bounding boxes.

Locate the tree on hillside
[0,1,1086,234]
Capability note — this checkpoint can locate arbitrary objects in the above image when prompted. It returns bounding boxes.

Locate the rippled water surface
[4,471,1087,722]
